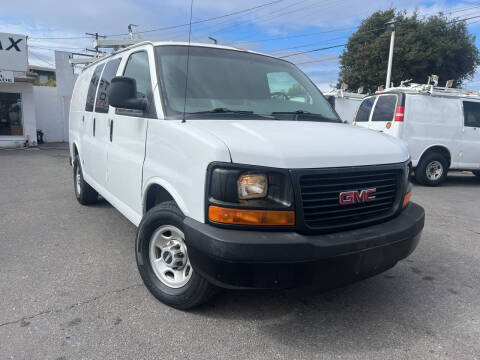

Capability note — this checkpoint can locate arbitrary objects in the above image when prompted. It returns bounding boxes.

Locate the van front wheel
[415,152,448,186]
[136,201,217,309]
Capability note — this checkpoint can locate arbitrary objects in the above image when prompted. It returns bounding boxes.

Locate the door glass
[85,64,105,112]
[123,52,152,100]
[355,97,375,122]
[463,101,480,127]
[95,58,121,114]
[371,95,397,122]
[0,92,22,135]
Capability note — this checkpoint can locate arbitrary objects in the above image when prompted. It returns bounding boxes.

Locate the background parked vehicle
[354,83,480,186]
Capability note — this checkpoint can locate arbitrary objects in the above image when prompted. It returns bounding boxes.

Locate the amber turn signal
[208,206,295,226]
[402,191,412,208]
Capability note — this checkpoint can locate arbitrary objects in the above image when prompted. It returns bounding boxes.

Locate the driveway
[1,145,479,359]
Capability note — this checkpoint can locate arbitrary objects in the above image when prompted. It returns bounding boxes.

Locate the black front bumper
[183,202,425,289]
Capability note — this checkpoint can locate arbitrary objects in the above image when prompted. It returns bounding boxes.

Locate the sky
[1,0,480,91]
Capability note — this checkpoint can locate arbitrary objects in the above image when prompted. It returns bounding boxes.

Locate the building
[0,32,76,148]
[28,65,56,86]
[0,32,37,147]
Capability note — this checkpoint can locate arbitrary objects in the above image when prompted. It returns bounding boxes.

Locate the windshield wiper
[271,110,340,122]
[189,108,275,119]
[191,108,254,114]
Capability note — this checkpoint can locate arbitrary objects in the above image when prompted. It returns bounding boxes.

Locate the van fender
[416,144,452,167]
[142,177,189,217]
[71,140,82,166]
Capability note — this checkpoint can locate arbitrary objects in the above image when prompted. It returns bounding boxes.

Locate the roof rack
[378,82,480,100]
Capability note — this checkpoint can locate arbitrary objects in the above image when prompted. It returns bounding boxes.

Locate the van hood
[188,120,409,168]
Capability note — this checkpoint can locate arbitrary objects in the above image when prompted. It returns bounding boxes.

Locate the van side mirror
[108,76,147,111]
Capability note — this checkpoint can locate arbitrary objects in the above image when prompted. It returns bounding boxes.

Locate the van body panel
[402,95,462,167]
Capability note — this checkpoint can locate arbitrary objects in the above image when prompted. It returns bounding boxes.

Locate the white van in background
[354,84,480,186]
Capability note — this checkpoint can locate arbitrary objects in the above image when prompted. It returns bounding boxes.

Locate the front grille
[298,167,403,232]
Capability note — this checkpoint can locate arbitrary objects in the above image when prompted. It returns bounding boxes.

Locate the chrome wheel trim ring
[75,166,82,195]
[426,160,443,181]
[148,225,192,289]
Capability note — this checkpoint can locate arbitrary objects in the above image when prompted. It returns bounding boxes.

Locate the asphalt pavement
[1,145,479,359]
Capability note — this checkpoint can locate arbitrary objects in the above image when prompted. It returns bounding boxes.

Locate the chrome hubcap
[149,225,192,288]
[426,161,443,181]
[75,166,82,195]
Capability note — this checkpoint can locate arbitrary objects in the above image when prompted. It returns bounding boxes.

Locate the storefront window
[0,92,22,136]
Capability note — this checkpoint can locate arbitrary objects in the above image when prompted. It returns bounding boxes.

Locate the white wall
[0,82,36,148]
[33,86,68,142]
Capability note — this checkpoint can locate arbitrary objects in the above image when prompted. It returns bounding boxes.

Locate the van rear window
[463,101,480,127]
[371,95,397,122]
[356,97,374,122]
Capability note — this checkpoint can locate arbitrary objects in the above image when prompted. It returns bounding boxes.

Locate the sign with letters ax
[0,32,27,72]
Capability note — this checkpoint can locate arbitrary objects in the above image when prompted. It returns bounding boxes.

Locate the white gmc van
[69,42,424,309]
[354,85,480,186]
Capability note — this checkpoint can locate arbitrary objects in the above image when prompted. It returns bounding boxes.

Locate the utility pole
[128,24,138,40]
[86,32,106,56]
[385,20,396,89]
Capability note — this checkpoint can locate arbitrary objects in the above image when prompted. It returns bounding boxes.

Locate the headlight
[237,173,267,199]
[207,164,295,226]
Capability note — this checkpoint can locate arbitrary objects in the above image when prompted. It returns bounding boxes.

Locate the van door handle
[93,118,96,136]
[109,119,113,142]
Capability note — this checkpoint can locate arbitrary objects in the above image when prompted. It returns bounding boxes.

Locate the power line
[278,13,480,59]
[295,55,340,65]
[29,0,285,40]
[109,0,286,37]
[225,2,480,47]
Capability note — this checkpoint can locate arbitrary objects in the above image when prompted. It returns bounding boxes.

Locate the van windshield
[155,45,340,122]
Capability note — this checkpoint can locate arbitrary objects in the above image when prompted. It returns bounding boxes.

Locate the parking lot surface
[1,146,479,360]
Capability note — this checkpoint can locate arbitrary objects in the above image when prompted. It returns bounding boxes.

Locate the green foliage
[338,9,480,92]
[34,79,56,87]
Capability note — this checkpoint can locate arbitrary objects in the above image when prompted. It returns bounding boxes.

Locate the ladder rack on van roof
[377,83,480,100]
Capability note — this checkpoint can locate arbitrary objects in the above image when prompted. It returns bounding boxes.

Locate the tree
[338,9,480,92]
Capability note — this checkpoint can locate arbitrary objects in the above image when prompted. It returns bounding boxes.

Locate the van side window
[85,64,105,112]
[94,58,121,114]
[121,51,154,117]
[124,52,152,100]
[355,97,374,122]
[371,95,397,122]
[463,101,480,127]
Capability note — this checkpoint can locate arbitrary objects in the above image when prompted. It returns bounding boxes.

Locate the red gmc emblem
[339,188,377,205]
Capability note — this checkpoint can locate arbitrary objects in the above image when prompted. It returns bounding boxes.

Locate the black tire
[136,201,217,309]
[473,170,480,178]
[73,155,98,205]
[415,152,448,186]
